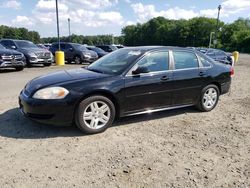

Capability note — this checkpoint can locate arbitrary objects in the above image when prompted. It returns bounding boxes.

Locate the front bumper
[19,90,75,126]
[0,60,25,68]
[29,57,53,64]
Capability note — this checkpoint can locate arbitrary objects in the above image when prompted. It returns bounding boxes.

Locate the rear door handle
[161,75,169,81]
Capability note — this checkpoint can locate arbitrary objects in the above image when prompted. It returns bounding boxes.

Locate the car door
[64,44,74,60]
[171,50,206,105]
[123,50,173,114]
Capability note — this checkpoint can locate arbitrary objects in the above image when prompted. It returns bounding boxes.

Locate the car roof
[52,42,83,45]
[0,39,30,42]
[122,46,197,53]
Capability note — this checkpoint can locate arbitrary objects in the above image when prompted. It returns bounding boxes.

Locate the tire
[196,84,220,112]
[75,95,116,134]
[15,67,24,71]
[74,55,81,64]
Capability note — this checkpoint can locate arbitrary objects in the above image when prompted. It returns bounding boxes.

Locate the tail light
[230,66,234,77]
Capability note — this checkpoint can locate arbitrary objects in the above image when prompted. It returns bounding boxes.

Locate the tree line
[0,16,249,52]
[0,25,40,44]
[122,17,250,53]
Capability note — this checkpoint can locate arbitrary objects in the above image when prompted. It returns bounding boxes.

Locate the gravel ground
[0,56,249,188]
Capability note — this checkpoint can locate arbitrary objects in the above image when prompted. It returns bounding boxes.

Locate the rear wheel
[75,95,115,134]
[196,84,219,112]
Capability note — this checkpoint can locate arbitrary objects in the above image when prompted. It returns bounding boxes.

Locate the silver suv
[0,39,53,67]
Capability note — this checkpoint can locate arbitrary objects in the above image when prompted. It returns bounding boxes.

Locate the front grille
[2,54,23,60]
[36,52,51,59]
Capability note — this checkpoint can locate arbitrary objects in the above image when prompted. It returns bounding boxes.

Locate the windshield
[72,44,87,51]
[0,44,5,49]
[87,48,143,75]
[15,41,38,48]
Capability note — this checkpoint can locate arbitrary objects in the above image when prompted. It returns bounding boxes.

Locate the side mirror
[69,47,73,51]
[11,45,16,49]
[132,66,149,75]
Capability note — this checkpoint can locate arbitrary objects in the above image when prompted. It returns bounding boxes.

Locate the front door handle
[161,75,169,81]
[199,71,206,76]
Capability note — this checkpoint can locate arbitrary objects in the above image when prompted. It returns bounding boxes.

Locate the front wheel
[196,84,219,112]
[74,56,81,64]
[75,96,116,134]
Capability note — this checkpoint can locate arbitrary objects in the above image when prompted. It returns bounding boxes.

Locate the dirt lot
[0,56,249,188]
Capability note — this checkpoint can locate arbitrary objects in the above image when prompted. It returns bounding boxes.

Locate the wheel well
[74,91,120,120]
[74,54,81,60]
[209,82,221,94]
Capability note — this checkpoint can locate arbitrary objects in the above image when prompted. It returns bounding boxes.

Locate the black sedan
[19,46,233,134]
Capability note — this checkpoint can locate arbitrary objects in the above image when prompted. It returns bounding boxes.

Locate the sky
[0,0,250,37]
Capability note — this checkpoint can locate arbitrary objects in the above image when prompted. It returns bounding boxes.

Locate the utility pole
[215,5,222,48]
[55,0,60,50]
[68,18,71,42]
[209,32,215,48]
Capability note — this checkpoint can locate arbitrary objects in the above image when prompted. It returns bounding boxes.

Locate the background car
[96,45,118,53]
[86,46,108,58]
[196,48,233,65]
[0,39,53,67]
[50,42,98,64]
[0,44,25,71]
[19,46,233,134]
[37,44,49,50]
[114,45,124,49]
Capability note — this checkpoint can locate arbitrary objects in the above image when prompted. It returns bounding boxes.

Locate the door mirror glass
[11,45,16,49]
[132,66,149,75]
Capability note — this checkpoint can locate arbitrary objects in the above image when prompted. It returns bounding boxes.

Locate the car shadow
[0,107,198,139]
[0,69,20,73]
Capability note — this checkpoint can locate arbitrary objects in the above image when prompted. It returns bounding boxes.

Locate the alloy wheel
[83,101,111,129]
[203,88,218,109]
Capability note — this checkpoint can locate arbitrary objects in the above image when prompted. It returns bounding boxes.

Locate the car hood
[25,68,108,93]
[0,48,22,55]
[18,47,48,55]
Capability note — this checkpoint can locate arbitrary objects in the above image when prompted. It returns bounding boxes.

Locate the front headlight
[33,87,69,99]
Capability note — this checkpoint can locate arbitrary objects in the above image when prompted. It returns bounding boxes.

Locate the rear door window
[173,51,199,70]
